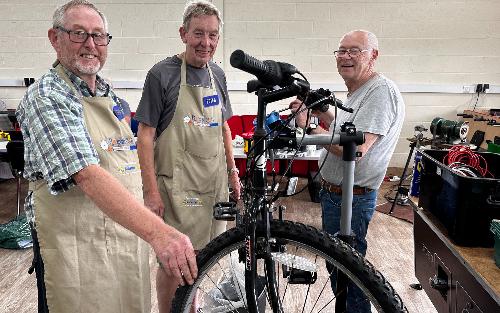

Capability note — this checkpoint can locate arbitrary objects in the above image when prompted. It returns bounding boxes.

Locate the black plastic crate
[418,148,500,247]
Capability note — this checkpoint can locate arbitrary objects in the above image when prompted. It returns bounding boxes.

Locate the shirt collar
[56,62,110,97]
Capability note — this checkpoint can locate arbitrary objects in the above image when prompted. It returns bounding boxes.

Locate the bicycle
[171,50,408,313]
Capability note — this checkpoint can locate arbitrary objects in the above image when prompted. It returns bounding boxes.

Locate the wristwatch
[306,123,317,135]
[228,167,240,175]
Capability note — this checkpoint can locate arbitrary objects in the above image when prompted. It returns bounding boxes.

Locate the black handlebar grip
[230,49,282,86]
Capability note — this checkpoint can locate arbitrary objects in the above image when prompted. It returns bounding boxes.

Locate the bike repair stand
[335,122,365,312]
[388,125,427,214]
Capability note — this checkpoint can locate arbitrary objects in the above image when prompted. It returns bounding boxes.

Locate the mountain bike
[171,50,407,313]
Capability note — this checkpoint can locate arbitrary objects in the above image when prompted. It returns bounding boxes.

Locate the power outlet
[475,83,490,93]
[462,85,473,93]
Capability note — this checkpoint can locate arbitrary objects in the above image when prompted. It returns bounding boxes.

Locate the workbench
[412,199,500,313]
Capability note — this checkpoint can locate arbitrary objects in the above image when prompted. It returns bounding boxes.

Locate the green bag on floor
[0,214,32,249]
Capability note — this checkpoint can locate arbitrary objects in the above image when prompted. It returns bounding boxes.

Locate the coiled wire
[443,145,492,178]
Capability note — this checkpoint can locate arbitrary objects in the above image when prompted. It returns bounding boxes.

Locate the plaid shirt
[16,63,119,196]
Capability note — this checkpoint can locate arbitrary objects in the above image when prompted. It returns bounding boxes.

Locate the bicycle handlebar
[231,50,365,239]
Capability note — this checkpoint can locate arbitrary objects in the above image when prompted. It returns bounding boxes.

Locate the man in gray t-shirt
[290,30,405,313]
[134,55,233,138]
[134,2,241,312]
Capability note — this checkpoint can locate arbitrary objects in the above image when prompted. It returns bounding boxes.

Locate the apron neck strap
[180,54,215,88]
[54,62,80,96]
[53,62,109,98]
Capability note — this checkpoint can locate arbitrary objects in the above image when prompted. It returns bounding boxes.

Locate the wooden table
[411,198,500,313]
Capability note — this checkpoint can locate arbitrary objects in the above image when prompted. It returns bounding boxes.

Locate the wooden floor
[0,175,437,313]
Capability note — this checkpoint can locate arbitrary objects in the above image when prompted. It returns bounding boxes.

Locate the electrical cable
[382,173,412,206]
[447,163,480,177]
[240,71,355,207]
[241,78,342,205]
[443,145,493,177]
[270,91,340,201]
[472,91,480,111]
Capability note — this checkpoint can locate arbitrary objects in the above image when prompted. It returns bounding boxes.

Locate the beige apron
[155,56,228,250]
[31,63,151,313]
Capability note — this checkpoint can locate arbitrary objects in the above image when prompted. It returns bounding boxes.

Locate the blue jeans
[320,188,377,313]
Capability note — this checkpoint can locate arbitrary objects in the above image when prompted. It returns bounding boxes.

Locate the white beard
[75,60,101,75]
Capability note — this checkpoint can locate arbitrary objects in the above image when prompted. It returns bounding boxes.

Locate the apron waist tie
[28,222,49,313]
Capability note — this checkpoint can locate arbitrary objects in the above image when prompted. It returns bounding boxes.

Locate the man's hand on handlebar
[289,99,308,129]
[289,98,325,130]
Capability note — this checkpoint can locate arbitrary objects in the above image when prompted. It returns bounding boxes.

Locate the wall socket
[463,84,490,93]
[475,83,490,93]
[462,85,473,93]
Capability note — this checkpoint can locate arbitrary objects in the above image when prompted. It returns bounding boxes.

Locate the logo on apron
[183,114,219,128]
[182,197,203,207]
[100,137,137,152]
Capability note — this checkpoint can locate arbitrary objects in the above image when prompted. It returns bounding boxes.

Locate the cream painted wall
[1,0,499,167]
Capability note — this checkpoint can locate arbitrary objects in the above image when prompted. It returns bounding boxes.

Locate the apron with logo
[31,63,151,312]
[155,56,228,250]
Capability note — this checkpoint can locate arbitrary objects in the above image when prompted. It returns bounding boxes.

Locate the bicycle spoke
[309,269,332,313]
[229,253,248,311]
[199,271,241,312]
[279,272,290,308]
[196,284,238,312]
[263,260,284,313]
[172,222,407,313]
[301,277,312,313]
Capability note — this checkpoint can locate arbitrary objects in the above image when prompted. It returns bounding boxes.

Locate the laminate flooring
[0,175,436,313]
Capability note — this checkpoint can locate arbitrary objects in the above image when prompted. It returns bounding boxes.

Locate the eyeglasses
[333,48,370,58]
[56,26,112,46]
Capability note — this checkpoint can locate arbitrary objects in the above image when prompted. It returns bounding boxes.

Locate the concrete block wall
[1,0,499,167]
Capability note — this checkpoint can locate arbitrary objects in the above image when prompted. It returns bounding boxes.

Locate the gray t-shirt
[319,74,405,190]
[135,55,233,138]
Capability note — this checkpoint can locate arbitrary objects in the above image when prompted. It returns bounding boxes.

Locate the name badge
[203,95,219,108]
[117,162,141,175]
[112,104,125,121]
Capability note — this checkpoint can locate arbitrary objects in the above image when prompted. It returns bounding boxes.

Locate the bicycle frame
[241,84,365,313]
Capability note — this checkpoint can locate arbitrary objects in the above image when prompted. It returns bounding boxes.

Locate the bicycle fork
[244,210,258,313]
[243,127,283,313]
[244,206,284,313]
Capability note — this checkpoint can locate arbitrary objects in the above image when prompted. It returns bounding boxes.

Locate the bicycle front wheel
[172,220,407,313]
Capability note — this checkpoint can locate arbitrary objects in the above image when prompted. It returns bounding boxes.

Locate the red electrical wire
[443,145,492,177]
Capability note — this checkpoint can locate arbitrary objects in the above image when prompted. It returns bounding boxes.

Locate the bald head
[341,30,379,51]
[336,30,379,92]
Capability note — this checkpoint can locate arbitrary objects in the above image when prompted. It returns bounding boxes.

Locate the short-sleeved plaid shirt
[16,64,120,195]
